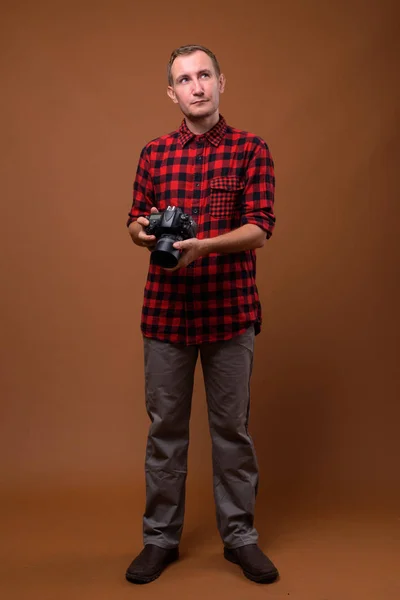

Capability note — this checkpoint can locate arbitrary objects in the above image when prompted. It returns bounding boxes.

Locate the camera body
[145,206,197,268]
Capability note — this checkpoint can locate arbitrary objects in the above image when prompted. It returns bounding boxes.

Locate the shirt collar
[178,115,228,147]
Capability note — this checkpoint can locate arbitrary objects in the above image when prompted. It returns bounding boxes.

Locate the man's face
[167,51,225,119]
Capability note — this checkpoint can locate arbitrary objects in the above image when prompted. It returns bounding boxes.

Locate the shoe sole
[125,570,163,584]
[224,551,279,584]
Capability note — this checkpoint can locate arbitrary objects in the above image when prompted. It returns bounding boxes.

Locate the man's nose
[192,79,204,95]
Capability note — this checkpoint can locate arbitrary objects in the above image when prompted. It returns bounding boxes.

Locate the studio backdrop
[1,0,398,514]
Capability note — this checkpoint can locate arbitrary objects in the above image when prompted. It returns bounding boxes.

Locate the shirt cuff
[241,214,275,239]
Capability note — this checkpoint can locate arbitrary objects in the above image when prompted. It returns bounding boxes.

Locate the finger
[138,235,155,246]
[137,217,150,227]
[164,265,180,271]
[166,256,189,270]
[173,241,189,250]
[150,207,159,213]
[163,259,182,271]
[138,229,155,238]
[174,236,197,248]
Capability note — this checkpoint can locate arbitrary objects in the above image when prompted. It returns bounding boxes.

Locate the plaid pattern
[127,115,275,345]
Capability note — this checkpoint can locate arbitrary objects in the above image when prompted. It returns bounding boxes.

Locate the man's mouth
[192,100,208,104]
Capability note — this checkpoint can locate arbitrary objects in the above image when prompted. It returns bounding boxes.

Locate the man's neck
[184,111,220,135]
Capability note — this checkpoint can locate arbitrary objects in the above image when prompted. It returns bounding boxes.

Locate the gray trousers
[142,326,259,549]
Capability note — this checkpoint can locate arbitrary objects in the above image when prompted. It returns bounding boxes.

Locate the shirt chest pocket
[209,176,245,219]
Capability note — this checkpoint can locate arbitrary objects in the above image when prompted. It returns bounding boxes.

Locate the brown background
[1,0,399,598]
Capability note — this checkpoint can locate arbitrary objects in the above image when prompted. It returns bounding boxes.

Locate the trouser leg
[142,336,198,548]
[200,326,259,549]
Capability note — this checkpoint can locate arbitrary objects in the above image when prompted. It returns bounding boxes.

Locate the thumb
[150,206,159,213]
[173,239,193,250]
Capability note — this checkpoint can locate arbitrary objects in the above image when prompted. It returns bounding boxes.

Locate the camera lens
[151,236,181,268]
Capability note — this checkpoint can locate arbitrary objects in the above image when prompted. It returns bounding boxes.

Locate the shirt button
[193,208,199,214]
[195,182,200,187]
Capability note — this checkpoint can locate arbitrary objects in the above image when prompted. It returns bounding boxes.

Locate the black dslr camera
[145,206,197,268]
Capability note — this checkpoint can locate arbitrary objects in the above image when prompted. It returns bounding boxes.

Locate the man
[125,44,278,585]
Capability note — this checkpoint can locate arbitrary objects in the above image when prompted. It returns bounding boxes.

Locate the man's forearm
[200,224,266,255]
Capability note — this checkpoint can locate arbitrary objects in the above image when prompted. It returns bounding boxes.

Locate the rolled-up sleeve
[241,141,276,239]
[126,146,155,227]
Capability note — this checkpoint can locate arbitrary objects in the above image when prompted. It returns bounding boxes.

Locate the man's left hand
[166,238,206,271]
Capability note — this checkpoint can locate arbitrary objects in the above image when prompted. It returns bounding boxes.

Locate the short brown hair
[167,44,221,86]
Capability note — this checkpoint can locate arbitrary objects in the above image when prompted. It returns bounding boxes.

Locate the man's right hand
[129,207,159,250]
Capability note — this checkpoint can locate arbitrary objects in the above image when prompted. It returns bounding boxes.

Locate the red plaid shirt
[127,115,275,345]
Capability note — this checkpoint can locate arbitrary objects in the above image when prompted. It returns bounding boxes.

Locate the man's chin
[187,104,215,120]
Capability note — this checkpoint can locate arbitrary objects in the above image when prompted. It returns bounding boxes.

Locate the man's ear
[219,73,226,94]
[167,86,178,104]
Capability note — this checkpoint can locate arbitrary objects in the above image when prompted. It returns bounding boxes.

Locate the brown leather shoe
[125,544,179,584]
[224,544,279,583]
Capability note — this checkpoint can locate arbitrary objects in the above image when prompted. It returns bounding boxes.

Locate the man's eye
[201,73,210,78]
